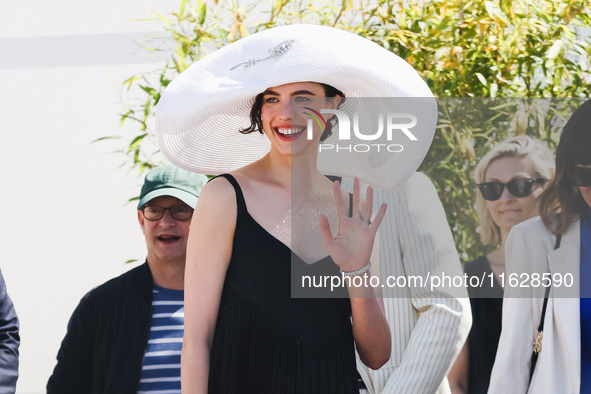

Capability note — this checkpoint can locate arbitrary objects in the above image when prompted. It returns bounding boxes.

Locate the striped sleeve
[342,174,471,393]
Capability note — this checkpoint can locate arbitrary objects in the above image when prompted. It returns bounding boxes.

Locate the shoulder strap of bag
[528,233,562,386]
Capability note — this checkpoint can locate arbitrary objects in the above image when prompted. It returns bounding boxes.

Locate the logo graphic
[303,107,328,140]
[303,107,419,153]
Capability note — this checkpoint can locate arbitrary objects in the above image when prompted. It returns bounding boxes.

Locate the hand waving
[319,177,387,273]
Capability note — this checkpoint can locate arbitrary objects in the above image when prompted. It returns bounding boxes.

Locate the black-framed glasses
[568,166,591,187]
[141,205,193,221]
[477,178,545,201]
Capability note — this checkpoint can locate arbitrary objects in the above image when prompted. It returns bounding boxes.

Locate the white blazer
[488,216,581,394]
[343,173,472,394]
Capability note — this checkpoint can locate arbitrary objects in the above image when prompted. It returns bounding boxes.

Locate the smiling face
[138,195,192,267]
[260,82,339,156]
[484,156,545,238]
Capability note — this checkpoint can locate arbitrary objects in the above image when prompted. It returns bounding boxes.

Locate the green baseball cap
[137,165,208,209]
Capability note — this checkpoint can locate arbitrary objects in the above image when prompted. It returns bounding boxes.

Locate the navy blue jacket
[0,268,19,393]
[47,262,153,394]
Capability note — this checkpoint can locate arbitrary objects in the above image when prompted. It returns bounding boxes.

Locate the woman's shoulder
[505,216,557,272]
[506,217,554,255]
[228,163,270,188]
[192,176,239,236]
[232,158,267,178]
[199,174,239,205]
[510,216,550,238]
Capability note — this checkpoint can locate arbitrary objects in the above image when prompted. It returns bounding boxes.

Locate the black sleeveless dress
[208,174,358,394]
[464,256,503,394]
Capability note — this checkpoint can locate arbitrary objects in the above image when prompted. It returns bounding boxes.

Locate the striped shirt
[138,285,184,394]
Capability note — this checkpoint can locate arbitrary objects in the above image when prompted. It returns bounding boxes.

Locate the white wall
[0,0,178,392]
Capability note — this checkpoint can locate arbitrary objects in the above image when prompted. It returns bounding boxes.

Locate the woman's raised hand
[319,177,387,273]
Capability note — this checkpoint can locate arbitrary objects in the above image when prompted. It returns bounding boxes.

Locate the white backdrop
[0,0,178,392]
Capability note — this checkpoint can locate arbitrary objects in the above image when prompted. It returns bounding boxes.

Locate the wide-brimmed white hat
[156,24,437,191]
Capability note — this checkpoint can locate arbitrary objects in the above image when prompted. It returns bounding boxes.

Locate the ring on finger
[360,217,372,226]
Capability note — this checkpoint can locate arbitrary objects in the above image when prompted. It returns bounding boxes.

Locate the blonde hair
[474,135,555,246]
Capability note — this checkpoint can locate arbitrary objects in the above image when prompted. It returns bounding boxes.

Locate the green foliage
[360,0,591,259]
[429,97,584,259]
[109,0,591,260]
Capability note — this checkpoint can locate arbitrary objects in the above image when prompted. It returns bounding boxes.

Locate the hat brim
[137,188,199,210]
[156,24,437,191]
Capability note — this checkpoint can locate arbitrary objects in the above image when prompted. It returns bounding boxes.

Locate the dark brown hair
[538,99,591,235]
[240,83,345,143]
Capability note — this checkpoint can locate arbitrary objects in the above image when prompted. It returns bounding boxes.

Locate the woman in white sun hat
[156,24,437,393]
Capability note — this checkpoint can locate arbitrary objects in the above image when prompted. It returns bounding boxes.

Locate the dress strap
[211,174,247,212]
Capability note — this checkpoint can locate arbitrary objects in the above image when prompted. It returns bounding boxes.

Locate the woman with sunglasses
[449,135,554,394]
[488,99,591,393]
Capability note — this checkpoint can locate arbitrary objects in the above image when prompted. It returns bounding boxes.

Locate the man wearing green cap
[47,165,207,394]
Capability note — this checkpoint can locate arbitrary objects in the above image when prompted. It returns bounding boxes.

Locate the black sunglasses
[568,166,591,187]
[477,178,545,201]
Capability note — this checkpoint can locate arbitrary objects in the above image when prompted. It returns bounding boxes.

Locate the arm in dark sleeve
[47,291,97,394]
[0,268,19,393]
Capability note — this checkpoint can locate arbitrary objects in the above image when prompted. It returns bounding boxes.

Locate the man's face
[138,196,192,266]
